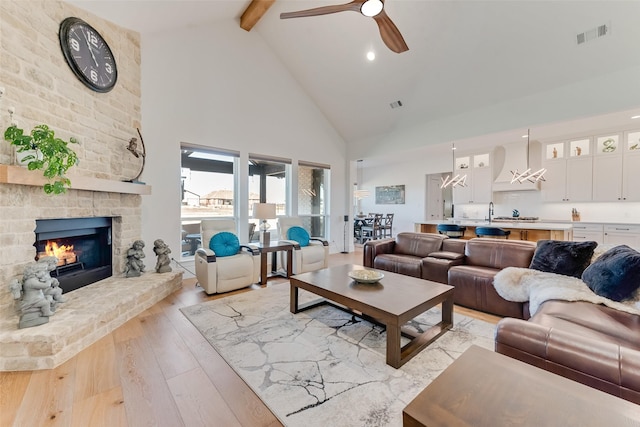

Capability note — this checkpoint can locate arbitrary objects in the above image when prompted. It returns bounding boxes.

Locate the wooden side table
[255,240,295,286]
[403,345,640,427]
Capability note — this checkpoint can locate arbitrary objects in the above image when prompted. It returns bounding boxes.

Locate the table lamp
[253,203,276,245]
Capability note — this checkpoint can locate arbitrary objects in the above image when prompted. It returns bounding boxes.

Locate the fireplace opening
[34,217,113,293]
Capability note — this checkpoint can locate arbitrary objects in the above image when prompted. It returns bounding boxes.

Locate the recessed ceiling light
[366,51,375,61]
[632,115,640,119]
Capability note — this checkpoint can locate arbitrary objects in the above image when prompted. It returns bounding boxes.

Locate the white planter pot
[15,148,41,167]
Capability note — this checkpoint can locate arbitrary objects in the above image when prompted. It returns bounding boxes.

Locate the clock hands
[82,29,99,68]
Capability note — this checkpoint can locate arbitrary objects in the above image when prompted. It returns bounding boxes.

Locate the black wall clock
[59,17,117,93]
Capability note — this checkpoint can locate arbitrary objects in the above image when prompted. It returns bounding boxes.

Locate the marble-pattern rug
[180,283,496,427]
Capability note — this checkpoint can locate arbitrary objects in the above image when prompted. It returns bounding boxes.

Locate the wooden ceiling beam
[240,0,276,31]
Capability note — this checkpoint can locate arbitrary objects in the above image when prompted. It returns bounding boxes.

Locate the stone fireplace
[0,171,182,371]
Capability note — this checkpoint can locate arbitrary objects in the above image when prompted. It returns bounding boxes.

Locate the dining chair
[381,213,394,238]
[361,213,383,242]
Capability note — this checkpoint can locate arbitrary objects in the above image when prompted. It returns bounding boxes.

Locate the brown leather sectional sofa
[363,232,466,283]
[495,300,640,405]
[365,233,640,405]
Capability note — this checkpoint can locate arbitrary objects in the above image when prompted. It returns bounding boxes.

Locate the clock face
[59,17,117,93]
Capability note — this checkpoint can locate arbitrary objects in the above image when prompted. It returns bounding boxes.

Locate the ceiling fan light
[361,0,383,17]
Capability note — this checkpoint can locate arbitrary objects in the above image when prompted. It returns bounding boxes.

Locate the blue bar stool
[436,224,467,238]
[475,227,510,239]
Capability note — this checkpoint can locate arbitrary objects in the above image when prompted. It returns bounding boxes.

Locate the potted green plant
[4,124,79,194]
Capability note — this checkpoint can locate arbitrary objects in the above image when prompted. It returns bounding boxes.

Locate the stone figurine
[38,256,67,311]
[124,240,146,277]
[9,262,56,329]
[153,239,172,273]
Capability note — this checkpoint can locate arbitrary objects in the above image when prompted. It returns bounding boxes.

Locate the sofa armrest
[363,238,396,268]
[495,317,640,398]
[196,247,216,262]
[442,239,466,254]
[310,237,329,246]
[427,251,465,261]
[240,244,260,255]
[278,239,302,250]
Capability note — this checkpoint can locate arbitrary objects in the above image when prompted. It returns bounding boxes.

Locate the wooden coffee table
[403,345,640,427]
[290,264,454,368]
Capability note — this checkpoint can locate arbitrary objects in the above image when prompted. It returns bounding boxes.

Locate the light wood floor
[0,249,501,427]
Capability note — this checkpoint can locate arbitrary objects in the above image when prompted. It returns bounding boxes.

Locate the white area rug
[180,283,495,427]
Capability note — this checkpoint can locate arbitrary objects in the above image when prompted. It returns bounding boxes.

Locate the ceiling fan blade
[373,10,409,53]
[280,1,364,19]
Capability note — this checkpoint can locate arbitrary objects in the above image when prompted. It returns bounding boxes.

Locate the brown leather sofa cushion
[464,238,536,270]
[447,238,537,318]
[532,300,640,349]
[373,253,422,278]
[393,233,447,258]
[449,265,526,318]
[495,300,640,404]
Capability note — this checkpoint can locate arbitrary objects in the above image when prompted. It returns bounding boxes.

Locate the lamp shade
[253,203,276,219]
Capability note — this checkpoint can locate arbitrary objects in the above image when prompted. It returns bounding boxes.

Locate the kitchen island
[415,219,572,241]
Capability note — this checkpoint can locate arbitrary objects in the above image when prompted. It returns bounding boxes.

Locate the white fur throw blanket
[493,267,640,316]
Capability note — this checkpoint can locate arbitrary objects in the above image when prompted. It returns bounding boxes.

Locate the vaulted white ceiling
[68,0,640,157]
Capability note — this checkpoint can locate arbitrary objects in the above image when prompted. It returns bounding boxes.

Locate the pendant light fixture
[510,129,547,184]
[440,143,467,189]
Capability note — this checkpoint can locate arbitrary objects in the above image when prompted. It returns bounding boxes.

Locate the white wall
[140,22,348,256]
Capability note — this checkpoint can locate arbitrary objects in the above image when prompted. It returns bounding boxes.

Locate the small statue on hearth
[38,256,67,311]
[153,239,172,273]
[9,262,55,328]
[124,239,146,277]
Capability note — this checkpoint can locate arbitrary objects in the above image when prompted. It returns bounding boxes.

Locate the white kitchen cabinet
[572,223,603,245]
[541,139,592,202]
[592,155,622,201]
[592,132,640,202]
[622,152,640,201]
[603,224,640,246]
[452,152,492,204]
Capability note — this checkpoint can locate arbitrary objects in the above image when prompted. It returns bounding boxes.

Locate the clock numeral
[89,32,98,47]
[70,38,80,51]
[105,63,112,74]
[90,69,98,83]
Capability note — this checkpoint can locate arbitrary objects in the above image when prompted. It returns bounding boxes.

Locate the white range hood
[492,141,543,192]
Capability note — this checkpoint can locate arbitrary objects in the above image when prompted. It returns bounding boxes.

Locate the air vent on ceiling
[390,100,403,109]
[577,24,609,45]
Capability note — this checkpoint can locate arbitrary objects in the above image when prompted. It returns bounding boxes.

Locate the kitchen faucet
[488,202,494,223]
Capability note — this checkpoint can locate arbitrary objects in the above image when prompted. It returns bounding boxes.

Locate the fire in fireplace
[34,217,113,293]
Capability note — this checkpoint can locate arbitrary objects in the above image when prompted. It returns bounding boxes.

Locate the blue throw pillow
[582,245,640,302]
[209,232,240,257]
[287,226,310,247]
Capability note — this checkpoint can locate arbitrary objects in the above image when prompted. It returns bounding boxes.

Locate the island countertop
[416,219,573,230]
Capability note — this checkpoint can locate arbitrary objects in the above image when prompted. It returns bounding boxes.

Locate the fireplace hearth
[34,217,113,293]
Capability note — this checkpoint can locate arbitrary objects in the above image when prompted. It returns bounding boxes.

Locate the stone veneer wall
[0,1,143,321]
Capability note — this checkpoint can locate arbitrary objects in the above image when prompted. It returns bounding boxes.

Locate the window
[180,145,238,256]
[298,161,330,238]
[248,154,291,238]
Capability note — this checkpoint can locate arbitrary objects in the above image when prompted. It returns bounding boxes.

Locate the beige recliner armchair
[277,217,329,274]
[195,219,260,294]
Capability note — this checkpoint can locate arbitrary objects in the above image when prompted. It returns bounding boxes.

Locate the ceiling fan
[280,0,409,53]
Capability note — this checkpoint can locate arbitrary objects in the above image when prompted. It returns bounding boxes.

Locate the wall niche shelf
[0,164,152,195]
